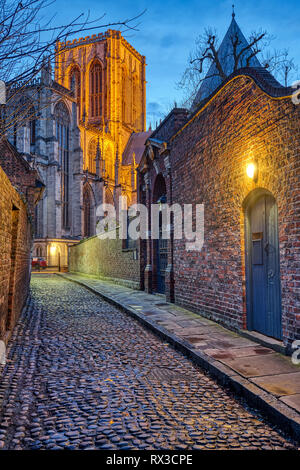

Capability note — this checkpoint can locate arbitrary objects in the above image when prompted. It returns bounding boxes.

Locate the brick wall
[0,138,42,342]
[69,233,140,289]
[0,139,40,219]
[170,73,300,347]
[152,108,189,142]
[0,165,32,341]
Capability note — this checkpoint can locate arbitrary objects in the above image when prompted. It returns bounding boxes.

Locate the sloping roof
[192,16,263,108]
[122,131,152,166]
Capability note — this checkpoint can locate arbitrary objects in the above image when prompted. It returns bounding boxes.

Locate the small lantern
[246,161,258,182]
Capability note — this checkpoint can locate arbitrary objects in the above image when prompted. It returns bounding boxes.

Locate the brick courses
[139,69,300,349]
[0,139,42,341]
[69,233,140,289]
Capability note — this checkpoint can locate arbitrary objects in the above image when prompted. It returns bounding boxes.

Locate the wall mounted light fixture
[246,161,258,182]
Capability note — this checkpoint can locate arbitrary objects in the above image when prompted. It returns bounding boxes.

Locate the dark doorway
[245,192,282,340]
[156,211,168,294]
[83,185,93,238]
[153,174,167,294]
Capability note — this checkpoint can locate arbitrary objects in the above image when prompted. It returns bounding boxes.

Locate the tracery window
[55,101,70,229]
[122,69,126,123]
[69,67,81,114]
[87,139,97,174]
[132,76,138,126]
[105,146,114,181]
[29,107,36,146]
[90,61,103,119]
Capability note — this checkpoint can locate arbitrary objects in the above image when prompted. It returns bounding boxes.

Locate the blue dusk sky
[53,0,300,127]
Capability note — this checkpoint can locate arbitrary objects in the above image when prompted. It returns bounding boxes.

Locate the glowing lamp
[50,245,56,255]
[246,161,258,181]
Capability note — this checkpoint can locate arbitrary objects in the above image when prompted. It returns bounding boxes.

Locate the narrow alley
[0,275,297,450]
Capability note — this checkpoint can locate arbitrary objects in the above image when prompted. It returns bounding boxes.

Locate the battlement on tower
[56,29,145,62]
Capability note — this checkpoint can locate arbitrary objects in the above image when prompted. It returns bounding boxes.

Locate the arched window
[105,145,114,181]
[132,76,138,126]
[105,188,114,206]
[87,139,97,174]
[29,107,36,146]
[69,66,81,114]
[83,185,92,237]
[90,61,103,119]
[55,101,70,229]
[122,69,126,123]
[36,245,43,257]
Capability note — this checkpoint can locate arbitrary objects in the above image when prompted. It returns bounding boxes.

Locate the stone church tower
[6,30,147,268]
[55,29,147,223]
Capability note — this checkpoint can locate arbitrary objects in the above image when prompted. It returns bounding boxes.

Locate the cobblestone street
[0,275,297,450]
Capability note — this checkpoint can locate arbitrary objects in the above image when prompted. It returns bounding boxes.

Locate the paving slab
[280,395,300,413]
[203,346,273,360]
[217,353,299,378]
[251,373,300,397]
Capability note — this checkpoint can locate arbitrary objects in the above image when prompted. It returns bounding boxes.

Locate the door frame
[243,188,282,337]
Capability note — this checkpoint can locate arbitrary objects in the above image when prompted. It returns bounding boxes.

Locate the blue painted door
[247,194,282,339]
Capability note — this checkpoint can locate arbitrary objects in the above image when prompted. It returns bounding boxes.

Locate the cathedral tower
[55,29,147,213]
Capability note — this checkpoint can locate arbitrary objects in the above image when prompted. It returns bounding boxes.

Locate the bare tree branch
[177,24,298,109]
[0,0,145,140]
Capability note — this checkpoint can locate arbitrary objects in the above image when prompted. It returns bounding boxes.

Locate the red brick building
[0,138,44,343]
[138,66,300,351]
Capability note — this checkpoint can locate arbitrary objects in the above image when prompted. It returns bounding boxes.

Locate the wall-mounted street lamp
[246,161,258,182]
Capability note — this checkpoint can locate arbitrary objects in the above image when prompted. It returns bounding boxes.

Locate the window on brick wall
[55,101,70,229]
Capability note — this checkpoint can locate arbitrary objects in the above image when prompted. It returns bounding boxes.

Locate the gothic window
[132,76,138,126]
[83,185,92,237]
[55,101,70,229]
[87,139,97,174]
[90,61,103,119]
[69,67,81,113]
[122,69,126,123]
[105,146,114,181]
[29,107,36,146]
[105,188,114,206]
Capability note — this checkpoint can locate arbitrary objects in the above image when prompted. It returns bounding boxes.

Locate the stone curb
[57,273,300,443]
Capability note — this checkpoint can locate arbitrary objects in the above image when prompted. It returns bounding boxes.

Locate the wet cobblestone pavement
[0,275,298,450]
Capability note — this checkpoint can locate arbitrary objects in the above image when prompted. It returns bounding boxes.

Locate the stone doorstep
[58,273,300,442]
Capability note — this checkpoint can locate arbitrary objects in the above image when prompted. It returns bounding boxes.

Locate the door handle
[264,242,269,254]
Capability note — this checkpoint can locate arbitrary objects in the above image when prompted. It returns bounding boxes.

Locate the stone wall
[69,233,140,289]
